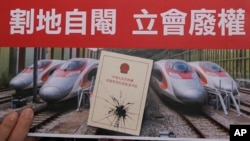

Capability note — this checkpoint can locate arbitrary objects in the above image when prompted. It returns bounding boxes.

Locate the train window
[211,65,221,71]
[202,62,222,72]
[60,60,85,70]
[171,62,191,72]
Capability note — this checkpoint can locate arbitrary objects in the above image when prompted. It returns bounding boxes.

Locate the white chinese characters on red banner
[10,8,245,36]
[10,9,116,35]
[0,0,249,48]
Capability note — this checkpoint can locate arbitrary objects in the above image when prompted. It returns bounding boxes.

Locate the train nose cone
[176,89,206,104]
[9,79,27,89]
[39,87,63,102]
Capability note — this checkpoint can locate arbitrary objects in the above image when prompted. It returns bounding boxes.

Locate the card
[87,50,153,136]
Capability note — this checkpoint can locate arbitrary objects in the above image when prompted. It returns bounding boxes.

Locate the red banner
[0,0,249,49]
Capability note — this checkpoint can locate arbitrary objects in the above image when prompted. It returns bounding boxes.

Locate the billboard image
[0,0,250,140]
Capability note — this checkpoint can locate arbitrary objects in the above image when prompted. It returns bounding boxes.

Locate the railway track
[240,102,250,116]
[0,88,15,97]
[29,98,81,133]
[0,89,15,109]
[231,101,250,117]
[2,100,80,136]
[231,89,250,117]
[178,112,229,138]
[0,88,39,108]
[30,108,69,132]
[0,93,12,105]
[0,87,14,93]
[239,88,250,95]
[143,86,230,139]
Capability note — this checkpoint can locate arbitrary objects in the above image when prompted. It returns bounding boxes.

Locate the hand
[0,108,37,141]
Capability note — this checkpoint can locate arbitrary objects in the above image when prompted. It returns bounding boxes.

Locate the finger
[0,111,18,141]
[8,108,34,141]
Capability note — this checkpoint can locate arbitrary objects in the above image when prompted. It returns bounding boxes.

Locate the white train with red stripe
[39,58,98,102]
[9,59,65,90]
[151,59,206,105]
[189,61,239,94]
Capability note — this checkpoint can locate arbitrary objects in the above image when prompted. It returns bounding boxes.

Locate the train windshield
[201,62,223,72]
[59,60,85,70]
[171,62,191,72]
[29,60,51,69]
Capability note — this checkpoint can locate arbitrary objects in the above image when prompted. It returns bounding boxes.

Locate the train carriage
[9,59,65,90]
[189,61,239,95]
[39,58,99,102]
[151,59,206,105]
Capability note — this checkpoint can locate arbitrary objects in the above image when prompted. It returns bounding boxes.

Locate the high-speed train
[189,61,239,94]
[39,58,99,102]
[151,59,206,105]
[9,59,65,90]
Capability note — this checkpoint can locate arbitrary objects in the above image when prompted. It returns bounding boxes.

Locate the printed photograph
[1,47,250,140]
[1,0,250,140]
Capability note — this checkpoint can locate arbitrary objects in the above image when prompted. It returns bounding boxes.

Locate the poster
[1,0,250,140]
